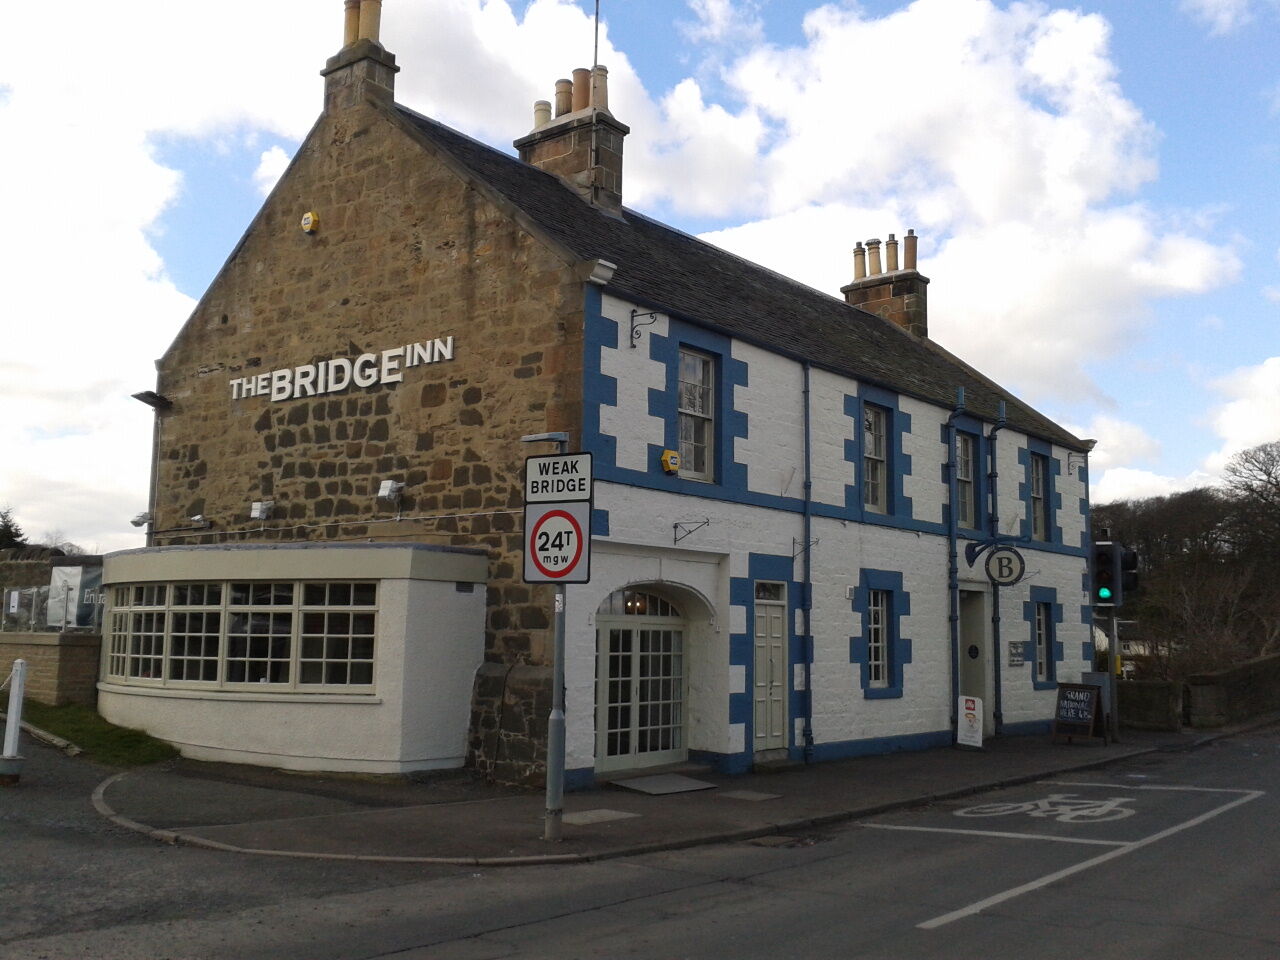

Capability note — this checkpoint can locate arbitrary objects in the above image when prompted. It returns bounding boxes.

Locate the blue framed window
[850,569,912,699]
[956,430,979,530]
[677,348,715,481]
[863,404,889,513]
[1026,586,1062,690]
[1019,440,1062,546]
[1034,601,1054,685]
[1030,452,1050,541]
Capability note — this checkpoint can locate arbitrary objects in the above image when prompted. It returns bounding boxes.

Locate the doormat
[613,774,718,795]
[562,809,641,825]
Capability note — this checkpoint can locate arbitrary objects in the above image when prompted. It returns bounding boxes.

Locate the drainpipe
[946,387,965,735]
[801,363,815,762]
[988,400,1008,734]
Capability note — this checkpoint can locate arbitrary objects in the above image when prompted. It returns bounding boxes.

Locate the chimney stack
[841,228,930,338]
[322,0,399,110]
[515,65,630,215]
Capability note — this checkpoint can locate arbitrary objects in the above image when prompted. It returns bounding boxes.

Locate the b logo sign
[984,546,1026,586]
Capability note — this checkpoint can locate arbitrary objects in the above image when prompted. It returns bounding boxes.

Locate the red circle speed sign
[529,508,585,579]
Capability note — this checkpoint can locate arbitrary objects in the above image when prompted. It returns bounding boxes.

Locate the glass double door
[596,622,685,772]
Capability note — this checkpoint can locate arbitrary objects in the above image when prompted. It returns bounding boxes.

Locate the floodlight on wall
[248,500,274,520]
[188,515,212,529]
[131,391,172,411]
[130,511,153,528]
[376,480,405,503]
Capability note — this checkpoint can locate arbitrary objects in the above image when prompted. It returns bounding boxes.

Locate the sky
[1,0,1278,553]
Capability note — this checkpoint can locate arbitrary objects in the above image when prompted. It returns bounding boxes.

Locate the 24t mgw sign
[523,453,593,584]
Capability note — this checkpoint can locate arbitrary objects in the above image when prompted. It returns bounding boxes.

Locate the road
[2,725,1276,959]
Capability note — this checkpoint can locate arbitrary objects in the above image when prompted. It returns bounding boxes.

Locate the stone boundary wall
[1185,652,1280,728]
[0,633,102,706]
[1117,679,1182,731]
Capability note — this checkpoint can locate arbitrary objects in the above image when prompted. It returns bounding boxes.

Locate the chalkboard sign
[1052,683,1103,742]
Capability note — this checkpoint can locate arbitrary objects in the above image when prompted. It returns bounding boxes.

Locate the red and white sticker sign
[523,501,592,583]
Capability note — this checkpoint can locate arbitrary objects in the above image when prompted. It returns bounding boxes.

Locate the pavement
[12,718,1277,867]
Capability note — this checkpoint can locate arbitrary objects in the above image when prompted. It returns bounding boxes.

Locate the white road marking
[1042,780,1259,794]
[916,788,1265,930]
[861,823,1127,847]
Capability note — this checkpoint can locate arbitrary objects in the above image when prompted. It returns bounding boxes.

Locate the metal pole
[593,0,600,69]
[543,435,568,843]
[3,659,26,758]
[1108,612,1121,744]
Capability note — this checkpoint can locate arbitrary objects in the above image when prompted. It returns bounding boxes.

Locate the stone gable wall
[150,100,587,782]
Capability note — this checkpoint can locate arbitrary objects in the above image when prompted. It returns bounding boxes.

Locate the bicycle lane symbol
[955,793,1137,823]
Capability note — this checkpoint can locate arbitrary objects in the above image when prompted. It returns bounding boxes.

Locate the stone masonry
[149,76,592,783]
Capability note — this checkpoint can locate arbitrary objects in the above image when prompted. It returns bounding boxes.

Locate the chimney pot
[343,0,361,46]
[533,100,552,129]
[866,238,882,276]
[840,229,928,338]
[571,68,591,112]
[554,79,573,117]
[591,65,609,112]
[358,0,382,43]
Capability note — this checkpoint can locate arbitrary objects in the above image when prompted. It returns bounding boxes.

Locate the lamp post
[521,432,570,842]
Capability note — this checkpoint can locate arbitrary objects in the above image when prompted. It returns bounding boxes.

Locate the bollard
[1,658,26,786]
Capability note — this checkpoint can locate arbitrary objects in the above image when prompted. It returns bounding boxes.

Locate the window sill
[97,681,381,705]
[864,686,904,700]
[1032,679,1058,691]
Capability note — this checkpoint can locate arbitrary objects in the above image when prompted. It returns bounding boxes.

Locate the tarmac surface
[40,721,1269,866]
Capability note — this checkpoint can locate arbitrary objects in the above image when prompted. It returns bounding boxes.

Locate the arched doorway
[595,588,687,773]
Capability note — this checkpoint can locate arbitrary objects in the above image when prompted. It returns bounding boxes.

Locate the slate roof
[395,106,1086,451]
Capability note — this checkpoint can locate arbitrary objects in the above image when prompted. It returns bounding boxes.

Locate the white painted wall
[900,396,948,525]
[97,547,486,774]
[599,294,668,471]
[732,339,806,499]
[398,578,487,767]
[809,367,855,508]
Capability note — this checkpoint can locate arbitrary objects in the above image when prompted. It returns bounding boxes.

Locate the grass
[14,699,179,767]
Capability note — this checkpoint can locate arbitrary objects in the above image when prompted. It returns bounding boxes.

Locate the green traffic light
[1098,586,1112,600]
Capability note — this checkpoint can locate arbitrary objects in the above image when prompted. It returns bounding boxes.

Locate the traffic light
[1092,541,1119,607]
[1120,548,1139,600]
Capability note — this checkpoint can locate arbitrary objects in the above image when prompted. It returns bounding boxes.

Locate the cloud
[1180,0,1254,34]
[1062,415,1161,473]
[0,0,1250,548]
[0,0,602,551]
[1093,467,1217,504]
[673,0,1240,401]
[680,0,764,46]
[1204,356,1280,471]
[253,145,292,196]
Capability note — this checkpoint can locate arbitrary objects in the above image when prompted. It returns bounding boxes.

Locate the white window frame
[105,580,378,693]
[863,404,888,513]
[678,348,715,482]
[1030,453,1049,541]
[1035,601,1052,682]
[867,588,890,688]
[957,432,977,529]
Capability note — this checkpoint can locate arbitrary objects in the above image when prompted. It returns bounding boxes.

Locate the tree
[1095,440,1280,677]
[0,507,26,549]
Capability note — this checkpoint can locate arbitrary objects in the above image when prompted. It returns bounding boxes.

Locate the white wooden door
[753,586,788,752]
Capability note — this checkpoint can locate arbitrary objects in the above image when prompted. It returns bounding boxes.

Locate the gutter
[801,362,815,761]
[988,400,1008,733]
[946,387,966,734]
